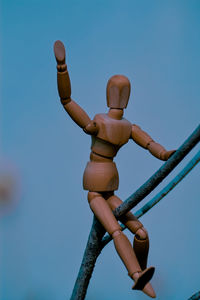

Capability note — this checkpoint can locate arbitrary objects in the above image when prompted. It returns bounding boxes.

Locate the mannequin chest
[93,113,132,146]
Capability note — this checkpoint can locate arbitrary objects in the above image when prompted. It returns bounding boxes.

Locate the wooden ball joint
[53,40,175,298]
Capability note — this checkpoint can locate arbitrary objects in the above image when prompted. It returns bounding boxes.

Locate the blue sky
[1,1,200,300]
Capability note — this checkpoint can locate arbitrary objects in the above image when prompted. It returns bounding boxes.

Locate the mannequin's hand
[54,40,67,72]
[160,149,176,161]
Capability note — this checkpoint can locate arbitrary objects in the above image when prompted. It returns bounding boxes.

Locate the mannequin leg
[133,235,149,270]
[88,192,154,291]
[106,193,149,268]
[106,193,156,298]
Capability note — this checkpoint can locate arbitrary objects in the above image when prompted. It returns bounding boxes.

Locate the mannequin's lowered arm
[131,124,175,161]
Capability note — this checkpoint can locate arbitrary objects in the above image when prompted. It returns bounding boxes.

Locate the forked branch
[70,125,200,300]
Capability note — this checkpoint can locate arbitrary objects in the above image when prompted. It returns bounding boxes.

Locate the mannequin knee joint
[136,227,148,240]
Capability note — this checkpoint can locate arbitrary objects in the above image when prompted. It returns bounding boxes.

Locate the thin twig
[70,125,200,300]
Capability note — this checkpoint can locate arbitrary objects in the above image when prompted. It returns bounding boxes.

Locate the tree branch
[188,291,200,300]
[70,124,200,300]
[70,217,105,300]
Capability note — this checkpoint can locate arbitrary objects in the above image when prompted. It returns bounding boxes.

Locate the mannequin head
[106,75,131,109]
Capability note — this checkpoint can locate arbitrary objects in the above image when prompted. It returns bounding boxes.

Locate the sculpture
[53,40,175,298]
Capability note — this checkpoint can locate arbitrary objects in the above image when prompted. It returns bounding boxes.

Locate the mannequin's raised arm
[131,124,175,161]
[53,40,98,135]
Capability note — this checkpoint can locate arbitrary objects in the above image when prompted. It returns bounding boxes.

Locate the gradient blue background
[1,1,200,299]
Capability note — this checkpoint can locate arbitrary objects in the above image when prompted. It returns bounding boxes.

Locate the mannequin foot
[143,282,156,298]
[132,266,155,291]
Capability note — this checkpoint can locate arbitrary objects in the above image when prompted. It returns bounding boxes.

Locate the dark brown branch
[70,124,200,300]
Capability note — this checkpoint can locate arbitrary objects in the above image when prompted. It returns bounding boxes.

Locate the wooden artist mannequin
[54,40,175,298]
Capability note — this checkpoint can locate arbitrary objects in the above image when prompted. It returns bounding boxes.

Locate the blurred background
[1,0,200,299]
